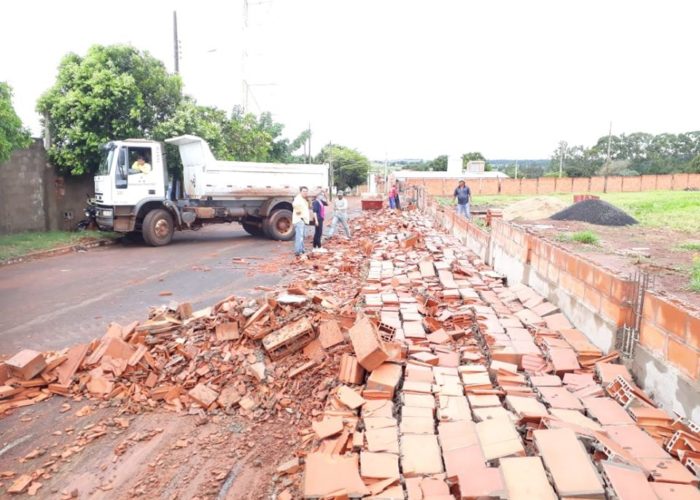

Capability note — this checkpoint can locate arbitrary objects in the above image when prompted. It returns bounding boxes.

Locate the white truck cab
[94,136,328,246]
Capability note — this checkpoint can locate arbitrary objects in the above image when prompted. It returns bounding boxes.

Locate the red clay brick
[687,315,700,350]
[654,296,688,339]
[576,260,595,284]
[600,296,632,326]
[606,176,623,192]
[656,174,672,190]
[591,268,613,296]
[667,338,699,379]
[547,261,560,283]
[639,321,667,356]
[590,176,605,192]
[642,293,655,322]
[610,278,634,303]
[564,253,579,276]
[583,286,602,313]
[572,177,589,192]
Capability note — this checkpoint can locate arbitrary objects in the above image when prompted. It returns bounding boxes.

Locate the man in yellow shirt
[292,186,310,257]
[131,156,152,174]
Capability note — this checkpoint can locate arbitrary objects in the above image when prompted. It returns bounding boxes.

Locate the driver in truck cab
[130,155,152,174]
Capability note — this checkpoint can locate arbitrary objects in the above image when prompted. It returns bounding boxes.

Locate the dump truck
[93,135,329,246]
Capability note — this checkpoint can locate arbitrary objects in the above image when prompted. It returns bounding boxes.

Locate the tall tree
[37,45,182,175]
[316,144,370,189]
[0,82,31,164]
[152,97,230,174]
[427,155,448,171]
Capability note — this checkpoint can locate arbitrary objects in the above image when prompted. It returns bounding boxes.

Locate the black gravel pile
[549,199,638,226]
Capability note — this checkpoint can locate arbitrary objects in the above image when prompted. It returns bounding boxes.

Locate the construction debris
[1,205,698,500]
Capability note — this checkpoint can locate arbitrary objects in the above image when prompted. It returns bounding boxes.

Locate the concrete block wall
[0,140,95,235]
[408,173,700,197]
[422,195,700,423]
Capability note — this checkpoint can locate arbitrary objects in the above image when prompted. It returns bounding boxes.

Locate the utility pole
[328,142,334,197]
[514,160,519,179]
[173,11,180,74]
[384,153,388,193]
[606,121,613,165]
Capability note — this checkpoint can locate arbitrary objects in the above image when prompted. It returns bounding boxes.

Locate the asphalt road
[0,224,290,355]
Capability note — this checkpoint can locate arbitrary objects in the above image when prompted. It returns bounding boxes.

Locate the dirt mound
[550,199,638,226]
[502,196,569,221]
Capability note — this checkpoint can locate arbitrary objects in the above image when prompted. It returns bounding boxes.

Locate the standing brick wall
[0,140,94,234]
[406,172,696,197]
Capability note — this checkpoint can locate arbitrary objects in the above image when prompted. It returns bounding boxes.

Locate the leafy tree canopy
[37,44,182,175]
[316,144,370,189]
[0,82,31,164]
[550,131,700,177]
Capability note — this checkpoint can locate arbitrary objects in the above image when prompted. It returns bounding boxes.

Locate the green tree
[427,155,448,171]
[316,144,370,189]
[0,82,31,164]
[37,44,182,175]
[152,97,230,174]
[688,154,700,173]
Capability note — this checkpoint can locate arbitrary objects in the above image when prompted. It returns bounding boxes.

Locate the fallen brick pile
[272,210,700,499]
[2,206,700,499]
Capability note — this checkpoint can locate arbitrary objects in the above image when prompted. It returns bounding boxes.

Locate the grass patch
[678,241,700,251]
[438,190,700,232]
[691,258,700,292]
[571,231,599,244]
[0,231,119,262]
[555,230,599,245]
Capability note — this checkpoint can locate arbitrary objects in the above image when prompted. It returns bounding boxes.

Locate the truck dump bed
[166,135,329,200]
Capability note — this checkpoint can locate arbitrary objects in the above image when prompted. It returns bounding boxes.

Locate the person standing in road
[394,181,401,210]
[326,192,351,239]
[292,186,310,257]
[311,191,327,252]
[388,183,398,209]
[454,180,471,219]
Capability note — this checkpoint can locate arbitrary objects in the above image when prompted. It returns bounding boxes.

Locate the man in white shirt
[292,186,310,256]
[326,192,351,239]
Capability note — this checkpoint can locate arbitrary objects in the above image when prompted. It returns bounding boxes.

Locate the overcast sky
[2,0,699,161]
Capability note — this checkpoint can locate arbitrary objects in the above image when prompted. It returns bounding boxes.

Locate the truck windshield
[97,149,114,176]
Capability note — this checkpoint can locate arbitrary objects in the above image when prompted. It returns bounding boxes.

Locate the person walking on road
[293,186,311,257]
[326,192,351,239]
[311,191,327,252]
[454,180,471,219]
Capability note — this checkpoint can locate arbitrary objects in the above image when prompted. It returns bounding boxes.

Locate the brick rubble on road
[1,206,699,499]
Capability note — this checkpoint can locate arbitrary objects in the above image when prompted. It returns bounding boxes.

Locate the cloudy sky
[2,0,698,161]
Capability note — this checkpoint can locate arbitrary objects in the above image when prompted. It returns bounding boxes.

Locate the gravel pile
[549,199,638,226]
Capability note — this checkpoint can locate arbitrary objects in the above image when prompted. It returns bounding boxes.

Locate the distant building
[391,169,508,182]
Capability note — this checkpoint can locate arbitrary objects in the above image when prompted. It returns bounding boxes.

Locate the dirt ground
[522,219,700,313]
[0,395,303,499]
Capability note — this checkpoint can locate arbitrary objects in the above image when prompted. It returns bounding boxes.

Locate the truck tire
[241,221,264,237]
[263,209,294,241]
[142,209,174,246]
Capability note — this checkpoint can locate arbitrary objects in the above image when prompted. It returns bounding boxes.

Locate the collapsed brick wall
[419,192,700,421]
[411,173,700,197]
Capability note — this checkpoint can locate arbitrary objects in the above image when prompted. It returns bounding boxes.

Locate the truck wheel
[241,222,264,237]
[142,209,174,246]
[263,209,294,241]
